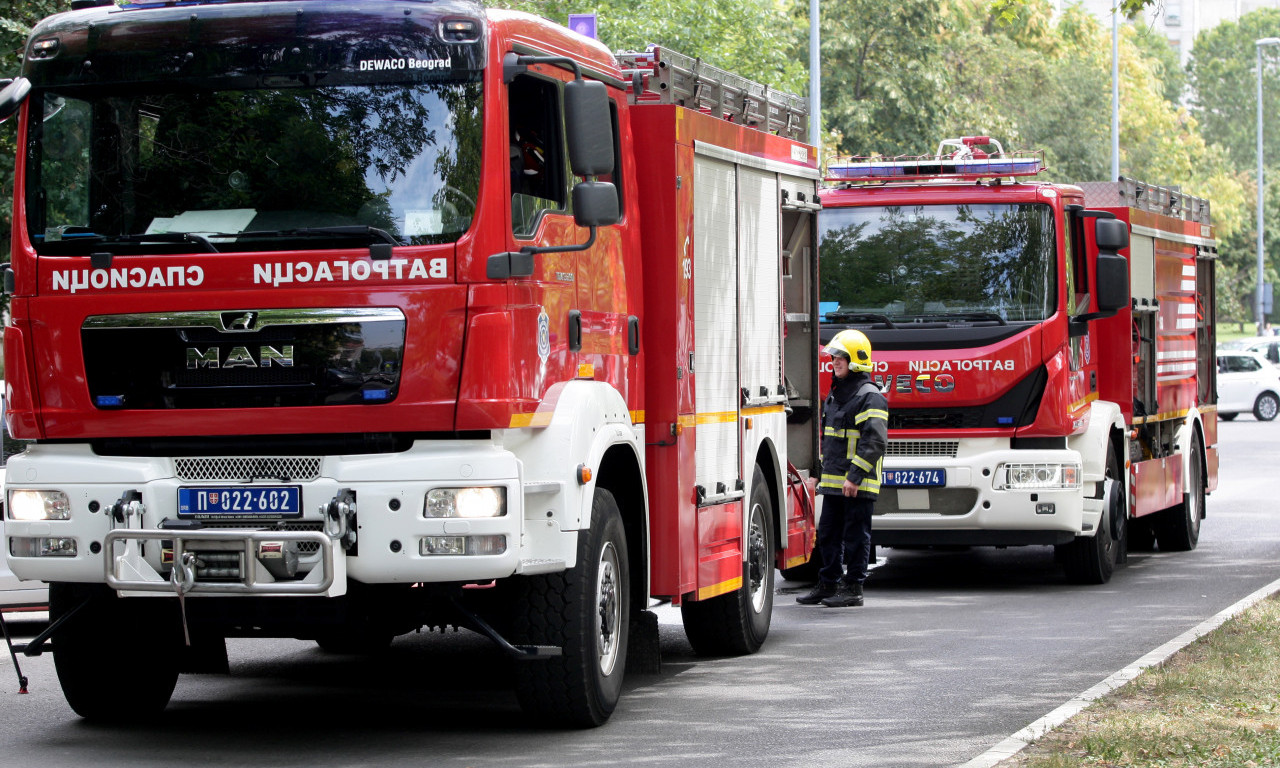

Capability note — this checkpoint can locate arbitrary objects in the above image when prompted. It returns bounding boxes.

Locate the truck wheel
[1254,392,1279,421]
[1219,412,1238,422]
[513,488,630,727]
[1058,450,1125,584]
[680,473,774,655]
[50,582,182,720]
[1155,438,1203,552]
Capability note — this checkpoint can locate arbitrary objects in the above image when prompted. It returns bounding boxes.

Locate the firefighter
[797,329,888,608]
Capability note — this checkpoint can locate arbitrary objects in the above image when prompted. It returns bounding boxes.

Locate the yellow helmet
[825,329,873,373]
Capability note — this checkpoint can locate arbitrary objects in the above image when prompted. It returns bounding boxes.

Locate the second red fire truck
[817,137,1217,584]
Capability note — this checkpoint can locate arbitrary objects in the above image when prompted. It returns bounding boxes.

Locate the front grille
[887,440,959,458]
[175,457,322,482]
[196,520,325,553]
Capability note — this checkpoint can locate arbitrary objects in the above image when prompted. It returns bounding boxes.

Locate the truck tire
[1058,450,1125,584]
[50,582,182,720]
[512,488,629,727]
[680,473,774,655]
[1155,438,1203,552]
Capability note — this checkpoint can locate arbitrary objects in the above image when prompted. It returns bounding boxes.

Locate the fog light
[8,490,72,521]
[10,536,77,557]
[1036,503,1056,515]
[420,535,506,556]
[424,487,506,518]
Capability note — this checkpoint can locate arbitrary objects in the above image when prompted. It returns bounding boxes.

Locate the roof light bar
[826,137,1045,182]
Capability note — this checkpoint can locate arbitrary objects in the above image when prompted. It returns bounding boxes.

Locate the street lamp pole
[1258,38,1280,335]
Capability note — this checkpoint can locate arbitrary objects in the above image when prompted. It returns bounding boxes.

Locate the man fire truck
[817,136,1217,584]
[0,0,823,727]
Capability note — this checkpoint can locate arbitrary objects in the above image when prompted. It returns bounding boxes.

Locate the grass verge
[996,594,1280,767]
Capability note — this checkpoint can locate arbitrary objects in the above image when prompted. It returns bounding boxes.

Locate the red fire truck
[0,0,822,726]
[817,136,1217,584]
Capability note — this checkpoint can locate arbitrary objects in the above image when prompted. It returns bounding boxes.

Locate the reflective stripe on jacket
[818,372,888,497]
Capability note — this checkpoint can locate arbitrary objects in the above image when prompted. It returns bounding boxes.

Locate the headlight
[995,463,1081,490]
[8,489,72,521]
[424,487,506,518]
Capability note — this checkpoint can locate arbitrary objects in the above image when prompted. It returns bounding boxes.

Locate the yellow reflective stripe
[855,409,889,424]
[818,473,846,488]
[696,410,739,425]
[851,455,874,473]
[697,574,743,601]
[823,427,847,437]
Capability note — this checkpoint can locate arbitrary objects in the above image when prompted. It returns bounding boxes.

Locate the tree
[800,0,954,157]
[494,0,805,94]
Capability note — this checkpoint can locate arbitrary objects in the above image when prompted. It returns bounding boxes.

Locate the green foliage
[493,0,805,94]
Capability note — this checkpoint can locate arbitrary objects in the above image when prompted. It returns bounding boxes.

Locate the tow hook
[323,489,358,552]
[109,489,144,524]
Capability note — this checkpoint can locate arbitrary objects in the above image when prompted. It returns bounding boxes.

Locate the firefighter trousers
[817,494,874,587]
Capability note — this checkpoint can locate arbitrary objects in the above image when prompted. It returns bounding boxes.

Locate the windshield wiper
[80,232,219,253]
[237,226,403,246]
[825,312,899,329]
[930,311,1008,326]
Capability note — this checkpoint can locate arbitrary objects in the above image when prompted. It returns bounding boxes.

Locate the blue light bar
[362,389,391,401]
[96,395,125,407]
[827,153,1045,182]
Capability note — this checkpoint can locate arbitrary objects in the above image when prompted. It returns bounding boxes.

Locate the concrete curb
[959,576,1280,768]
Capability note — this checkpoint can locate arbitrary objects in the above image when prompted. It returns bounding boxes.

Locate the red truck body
[817,142,1217,582]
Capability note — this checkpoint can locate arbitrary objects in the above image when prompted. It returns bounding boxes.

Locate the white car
[1217,350,1280,421]
[1219,336,1280,366]
[0,380,46,611]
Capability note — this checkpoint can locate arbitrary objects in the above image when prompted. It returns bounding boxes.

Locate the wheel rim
[746,503,769,613]
[596,541,622,677]
[1260,395,1279,420]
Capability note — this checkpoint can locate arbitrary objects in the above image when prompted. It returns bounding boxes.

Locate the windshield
[818,203,1057,324]
[27,80,482,254]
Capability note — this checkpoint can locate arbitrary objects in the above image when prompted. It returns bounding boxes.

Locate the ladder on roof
[614,47,809,141]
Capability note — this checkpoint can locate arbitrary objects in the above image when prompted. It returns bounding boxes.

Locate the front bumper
[869,438,1095,544]
[4,441,573,597]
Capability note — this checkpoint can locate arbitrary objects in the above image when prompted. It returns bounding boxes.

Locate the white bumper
[3,440,580,597]
[870,438,1099,543]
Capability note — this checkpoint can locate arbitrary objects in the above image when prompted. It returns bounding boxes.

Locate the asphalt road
[2,417,1278,767]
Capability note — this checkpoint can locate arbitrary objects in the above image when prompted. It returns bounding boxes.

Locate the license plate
[177,486,302,520]
[883,469,946,487]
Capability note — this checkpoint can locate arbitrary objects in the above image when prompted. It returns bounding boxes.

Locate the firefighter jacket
[818,371,888,497]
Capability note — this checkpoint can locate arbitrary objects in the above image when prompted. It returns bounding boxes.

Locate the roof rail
[615,47,808,141]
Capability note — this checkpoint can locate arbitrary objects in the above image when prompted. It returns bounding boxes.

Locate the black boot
[821,581,864,608]
[795,582,838,605]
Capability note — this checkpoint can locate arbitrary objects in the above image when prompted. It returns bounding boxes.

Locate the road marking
[960,575,1280,768]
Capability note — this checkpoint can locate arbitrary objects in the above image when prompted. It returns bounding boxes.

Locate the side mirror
[563,79,614,177]
[1095,252,1129,313]
[0,78,32,125]
[1095,217,1129,252]
[573,181,620,228]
